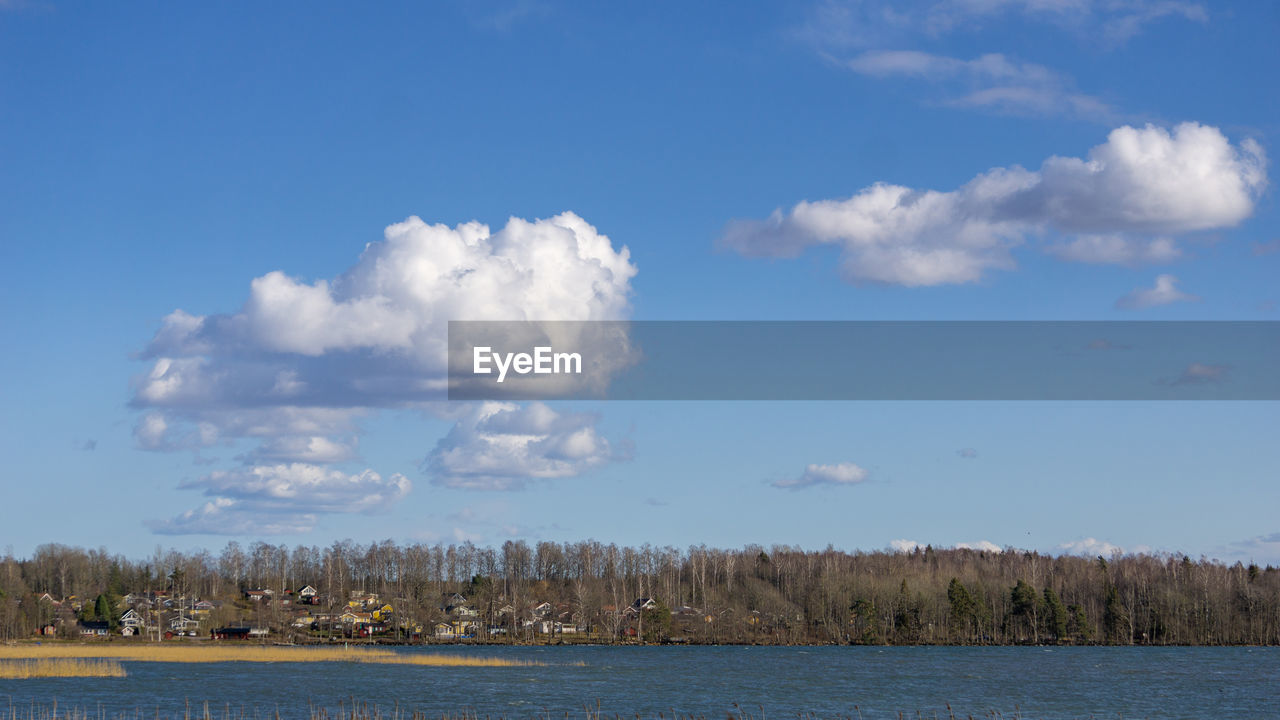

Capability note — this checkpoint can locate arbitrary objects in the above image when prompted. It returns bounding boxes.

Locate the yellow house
[339,609,372,625]
[372,603,394,621]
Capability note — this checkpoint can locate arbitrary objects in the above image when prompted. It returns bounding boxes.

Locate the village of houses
[31,587,690,644]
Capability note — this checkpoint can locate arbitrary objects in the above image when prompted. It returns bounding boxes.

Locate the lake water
[2,646,1277,720]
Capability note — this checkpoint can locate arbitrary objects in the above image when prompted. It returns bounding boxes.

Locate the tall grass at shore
[0,658,126,679]
[0,645,542,667]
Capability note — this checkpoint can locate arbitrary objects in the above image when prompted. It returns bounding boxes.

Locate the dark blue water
[2,646,1277,720]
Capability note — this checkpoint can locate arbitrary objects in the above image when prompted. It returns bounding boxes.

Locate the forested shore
[2,540,1277,645]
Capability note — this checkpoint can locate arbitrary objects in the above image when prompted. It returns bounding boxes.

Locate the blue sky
[1,1,1277,562]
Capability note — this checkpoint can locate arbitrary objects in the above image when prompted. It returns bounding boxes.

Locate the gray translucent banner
[447,321,1279,400]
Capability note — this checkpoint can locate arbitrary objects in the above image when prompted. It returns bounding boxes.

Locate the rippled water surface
[2,645,1277,720]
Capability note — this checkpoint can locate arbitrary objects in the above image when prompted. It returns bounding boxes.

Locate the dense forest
[2,540,1277,645]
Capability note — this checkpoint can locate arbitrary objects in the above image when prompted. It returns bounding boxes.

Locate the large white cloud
[137,212,635,412]
[133,212,634,445]
[134,212,636,531]
[426,402,617,491]
[722,123,1265,286]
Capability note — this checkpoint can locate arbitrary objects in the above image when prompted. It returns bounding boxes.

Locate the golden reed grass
[0,658,126,679]
[0,644,541,667]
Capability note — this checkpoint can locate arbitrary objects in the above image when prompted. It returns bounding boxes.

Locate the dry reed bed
[0,659,126,679]
[0,645,541,667]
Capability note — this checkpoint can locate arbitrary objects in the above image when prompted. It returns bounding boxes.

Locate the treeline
[1,540,1278,645]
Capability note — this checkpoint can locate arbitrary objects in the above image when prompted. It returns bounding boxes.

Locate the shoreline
[7,638,1277,649]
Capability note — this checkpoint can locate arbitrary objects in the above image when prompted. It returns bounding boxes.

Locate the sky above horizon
[2,1,1277,563]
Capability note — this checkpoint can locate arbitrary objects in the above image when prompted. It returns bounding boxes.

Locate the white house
[169,616,200,632]
[120,608,146,630]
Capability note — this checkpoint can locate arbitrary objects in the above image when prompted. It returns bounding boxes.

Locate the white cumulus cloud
[240,435,360,465]
[955,540,1003,552]
[1059,537,1124,556]
[890,539,924,552]
[132,211,634,453]
[135,212,635,416]
[134,211,636,531]
[134,413,171,451]
[774,462,870,490]
[1115,273,1199,309]
[149,463,409,535]
[891,539,1002,553]
[722,123,1265,286]
[425,402,618,491]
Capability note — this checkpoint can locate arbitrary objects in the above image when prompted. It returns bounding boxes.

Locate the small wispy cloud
[148,463,410,535]
[472,0,550,32]
[147,498,317,536]
[799,1,1206,126]
[1059,537,1124,556]
[1115,274,1200,310]
[1252,239,1280,256]
[846,50,1114,121]
[1161,362,1229,387]
[955,540,1002,553]
[1226,531,1280,564]
[774,462,870,490]
[1085,338,1129,351]
[891,539,1003,553]
[799,0,1208,50]
[957,448,978,459]
[1047,235,1181,265]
